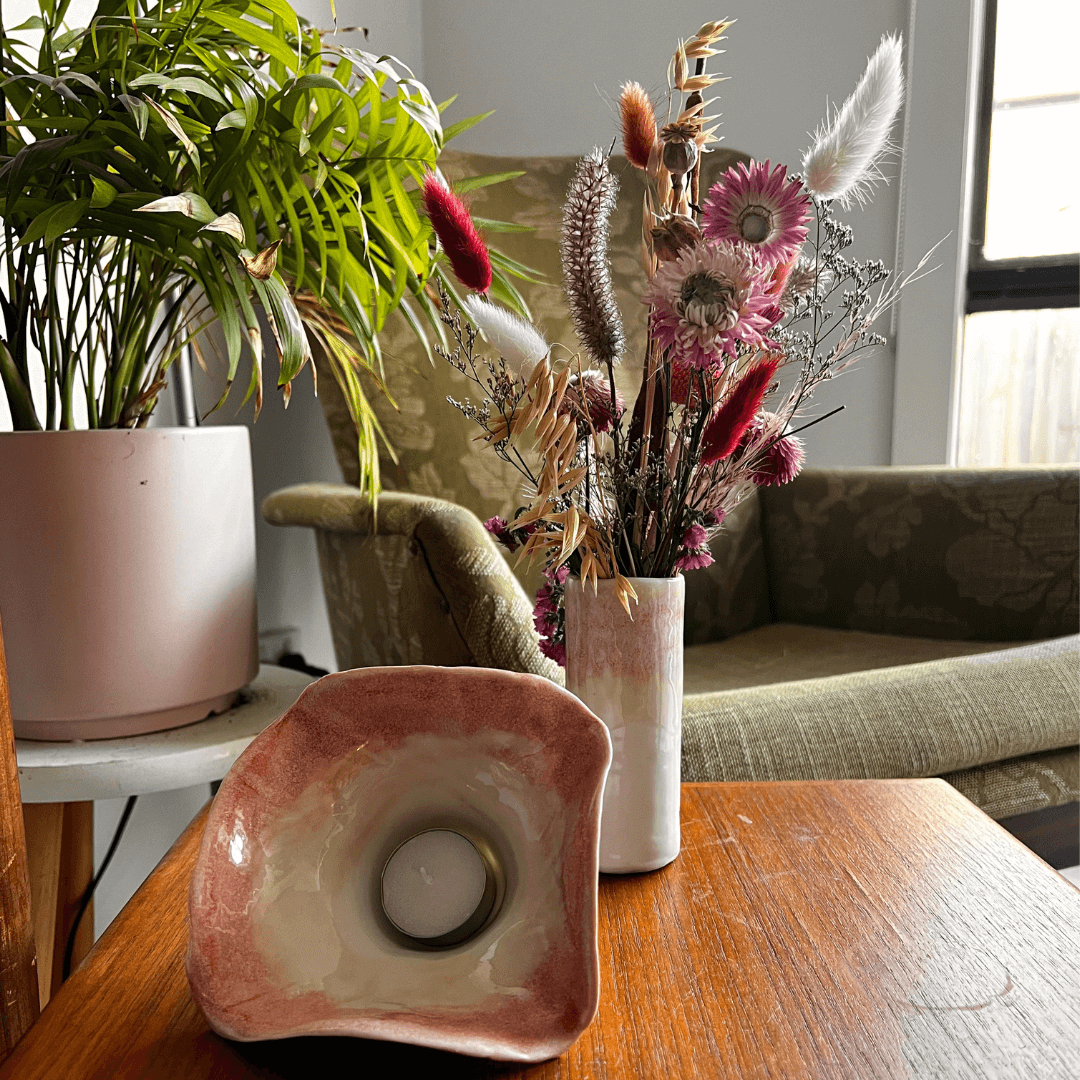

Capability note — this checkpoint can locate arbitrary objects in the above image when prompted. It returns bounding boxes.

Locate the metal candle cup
[380,829,500,948]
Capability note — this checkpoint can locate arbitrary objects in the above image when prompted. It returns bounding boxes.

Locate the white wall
[422,0,907,467]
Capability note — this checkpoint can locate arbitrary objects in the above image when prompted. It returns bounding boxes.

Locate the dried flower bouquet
[423,20,933,665]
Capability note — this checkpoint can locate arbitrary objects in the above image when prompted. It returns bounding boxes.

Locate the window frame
[965,0,1080,314]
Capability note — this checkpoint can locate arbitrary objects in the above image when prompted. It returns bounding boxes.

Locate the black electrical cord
[62,795,138,981]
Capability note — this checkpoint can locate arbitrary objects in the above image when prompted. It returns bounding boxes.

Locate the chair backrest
[760,466,1080,642]
[0,613,39,1063]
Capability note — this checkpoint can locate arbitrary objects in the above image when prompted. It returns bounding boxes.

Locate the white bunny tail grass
[802,33,904,209]
[463,295,550,378]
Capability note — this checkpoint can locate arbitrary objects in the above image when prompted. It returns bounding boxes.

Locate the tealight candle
[380,829,497,946]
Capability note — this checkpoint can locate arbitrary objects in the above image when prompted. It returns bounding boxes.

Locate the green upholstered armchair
[263,152,1080,863]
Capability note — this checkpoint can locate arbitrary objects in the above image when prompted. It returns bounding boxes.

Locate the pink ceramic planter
[187,665,612,1063]
[0,427,258,740]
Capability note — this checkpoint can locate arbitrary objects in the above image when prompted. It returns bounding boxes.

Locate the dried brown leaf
[240,240,281,280]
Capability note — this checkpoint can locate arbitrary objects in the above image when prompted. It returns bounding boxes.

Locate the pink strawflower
[708,508,726,526]
[683,523,708,549]
[676,548,714,571]
[643,241,777,369]
[702,160,811,265]
[483,515,517,551]
[751,432,806,486]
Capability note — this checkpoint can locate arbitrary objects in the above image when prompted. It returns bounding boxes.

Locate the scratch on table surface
[758,869,798,881]
[737,814,753,825]
[909,971,1014,1013]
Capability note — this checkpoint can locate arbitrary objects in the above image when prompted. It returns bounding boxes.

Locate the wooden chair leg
[21,801,94,1007]
[20,804,63,1009]
[54,802,94,992]
[0,616,39,1060]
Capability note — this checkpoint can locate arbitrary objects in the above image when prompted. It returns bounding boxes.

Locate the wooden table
[4,780,1078,1079]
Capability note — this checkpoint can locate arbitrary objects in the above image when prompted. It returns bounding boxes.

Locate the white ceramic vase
[0,427,258,740]
[564,576,684,873]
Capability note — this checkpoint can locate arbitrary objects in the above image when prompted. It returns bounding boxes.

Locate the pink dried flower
[533,584,558,614]
[670,360,724,407]
[676,548,714,571]
[533,578,566,666]
[703,160,811,265]
[708,508,726,526]
[483,515,517,551]
[751,432,806,486]
[643,241,778,369]
[546,564,570,586]
[538,638,567,665]
[422,174,492,294]
[683,523,708,549]
[562,369,623,433]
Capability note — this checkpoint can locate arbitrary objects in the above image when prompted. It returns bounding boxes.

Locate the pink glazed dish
[187,665,612,1063]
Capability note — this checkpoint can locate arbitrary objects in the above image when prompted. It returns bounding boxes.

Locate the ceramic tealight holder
[186,665,612,1063]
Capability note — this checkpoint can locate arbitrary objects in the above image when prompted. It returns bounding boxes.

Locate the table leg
[21,801,93,1007]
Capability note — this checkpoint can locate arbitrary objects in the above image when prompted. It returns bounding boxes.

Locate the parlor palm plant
[0,0,526,495]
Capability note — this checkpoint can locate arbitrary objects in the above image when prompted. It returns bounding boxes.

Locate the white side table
[15,664,315,1005]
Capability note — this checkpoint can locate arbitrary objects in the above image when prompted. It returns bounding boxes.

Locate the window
[956,0,1079,466]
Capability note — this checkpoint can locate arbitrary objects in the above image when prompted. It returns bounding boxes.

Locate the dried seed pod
[650,215,702,263]
[660,122,700,178]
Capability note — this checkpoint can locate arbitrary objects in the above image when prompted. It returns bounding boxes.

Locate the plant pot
[564,576,684,873]
[0,427,258,740]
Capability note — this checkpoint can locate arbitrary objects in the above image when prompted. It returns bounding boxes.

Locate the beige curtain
[956,307,1079,466]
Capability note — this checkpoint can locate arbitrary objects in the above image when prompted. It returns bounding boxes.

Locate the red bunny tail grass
[699,356,782,466]
[421,175,492,293]
[619,82,657,171]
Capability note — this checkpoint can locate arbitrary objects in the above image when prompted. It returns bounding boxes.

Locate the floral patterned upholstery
[761,467,1078,641]
[270,151,1079,824]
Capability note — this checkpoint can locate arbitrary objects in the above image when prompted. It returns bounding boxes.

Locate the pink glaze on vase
[565,576,684,873]
[186,665,611,1063]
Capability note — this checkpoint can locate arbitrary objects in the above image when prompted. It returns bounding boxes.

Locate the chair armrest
[263,485,560,681]
[761,466,1079,641]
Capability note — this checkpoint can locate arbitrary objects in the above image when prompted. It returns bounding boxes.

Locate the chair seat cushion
[683,623,1026,695]
[681,628,1079,819]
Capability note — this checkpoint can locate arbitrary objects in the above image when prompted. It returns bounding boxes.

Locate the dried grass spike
[802,34,904,209]
[619,82,657,171]
[560,149,626,367]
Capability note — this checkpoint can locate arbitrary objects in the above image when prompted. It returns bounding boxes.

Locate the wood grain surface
[20,802,63,1008]
[0,615,39,1063]
[3,780,1078,1079]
